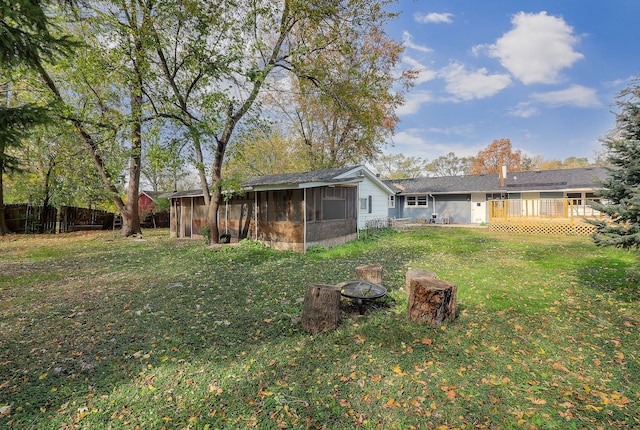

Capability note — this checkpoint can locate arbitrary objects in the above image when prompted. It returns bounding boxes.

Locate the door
[471,193,487,224]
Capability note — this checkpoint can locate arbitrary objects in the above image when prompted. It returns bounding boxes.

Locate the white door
[471,200,487,224]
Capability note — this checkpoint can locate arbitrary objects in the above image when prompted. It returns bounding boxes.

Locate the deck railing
[489,198,603,222]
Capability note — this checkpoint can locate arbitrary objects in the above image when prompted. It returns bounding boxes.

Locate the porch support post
[303,188,307,252]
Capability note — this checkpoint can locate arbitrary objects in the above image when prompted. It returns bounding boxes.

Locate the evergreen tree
[587,78,640,249]
[0,0,75,234]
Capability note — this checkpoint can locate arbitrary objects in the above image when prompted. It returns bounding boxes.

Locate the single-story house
[386,167,609,224]
[162,165,395,252]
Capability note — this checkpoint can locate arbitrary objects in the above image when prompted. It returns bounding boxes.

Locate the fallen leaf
[392,365,406,376]
[0,405,10,418]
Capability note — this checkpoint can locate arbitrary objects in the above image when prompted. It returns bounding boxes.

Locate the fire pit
[337,280,387,313]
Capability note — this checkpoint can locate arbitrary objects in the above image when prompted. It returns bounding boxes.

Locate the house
[386,167,609,225]
[162,165,395,252]
[138,190,170,228]
[138,190,161,213]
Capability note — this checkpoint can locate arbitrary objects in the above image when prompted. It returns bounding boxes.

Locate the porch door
[470,193,487,223]
[183,200,192,238]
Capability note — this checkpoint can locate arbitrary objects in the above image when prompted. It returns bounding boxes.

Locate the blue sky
[384,0,640,163]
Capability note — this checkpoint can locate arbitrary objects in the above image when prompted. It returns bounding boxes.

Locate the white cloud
[440,62,512,101]
[414,12,454,24]
[402,31,433,53]
[487,12,584,85]
[509,102,540,118]
[531,85,601,107]
[402,55,437,85]
[392,129,428,147]
[389,128,482,159]
[396,91,433,115]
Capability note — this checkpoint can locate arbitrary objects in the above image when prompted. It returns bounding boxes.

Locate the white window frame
[388,195,395,208]
[360,197,368,211]
[406,195,428,207]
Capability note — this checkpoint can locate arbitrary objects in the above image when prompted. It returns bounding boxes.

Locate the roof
[139,190,168,200]
[161,165,395,199]
[243,166,361,188]
[243,165,395,194]
[159,189,205,199]
[386,167,609,195]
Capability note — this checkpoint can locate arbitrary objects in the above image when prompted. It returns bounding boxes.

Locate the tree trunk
[0,160,8,235]
[206,181,222,244]
[406,276,457,326]
[120,56,145,237]
[301,283,342,334]
[356,264,383,285]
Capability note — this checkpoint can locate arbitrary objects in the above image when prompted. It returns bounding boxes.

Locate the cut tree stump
[406,276,457,326]
[405,269,436,288]
[405,269,437,299]
[301,283,342,334]
[355,264,383,285]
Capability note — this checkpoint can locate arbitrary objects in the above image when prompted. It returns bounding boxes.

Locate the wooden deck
[488,198,604,235]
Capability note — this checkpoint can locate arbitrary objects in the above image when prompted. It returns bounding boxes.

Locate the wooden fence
[2,204,113,234]
[3,204,58,233]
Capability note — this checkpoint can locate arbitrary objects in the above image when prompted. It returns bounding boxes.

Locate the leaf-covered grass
[1,227,638,429]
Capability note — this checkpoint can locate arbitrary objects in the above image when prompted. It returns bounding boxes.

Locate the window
[388,195,395,209]
[360,196,373,213]
[486,193,506,200]
[306,186,357,222]
[406,195,428,206]
[567,192,582,205]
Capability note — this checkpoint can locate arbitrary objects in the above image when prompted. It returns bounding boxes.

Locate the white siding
[358,176,392,229]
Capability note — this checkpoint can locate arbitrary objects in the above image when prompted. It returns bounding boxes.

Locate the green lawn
[1,228,638,429]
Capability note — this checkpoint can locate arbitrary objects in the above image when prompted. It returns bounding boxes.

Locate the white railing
[489,198,603,220]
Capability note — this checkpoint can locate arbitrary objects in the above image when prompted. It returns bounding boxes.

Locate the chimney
[500,165,507,187]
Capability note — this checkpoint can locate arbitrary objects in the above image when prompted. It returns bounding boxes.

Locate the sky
[383,0,640,163]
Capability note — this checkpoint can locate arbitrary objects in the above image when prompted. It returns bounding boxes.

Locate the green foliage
[588,77,640,249]
[372,153,428,179]
[0,0,76,70]
[425,152,474,177]
[201,225,211,245]
[0,228,639,428]
[0,103,49,172]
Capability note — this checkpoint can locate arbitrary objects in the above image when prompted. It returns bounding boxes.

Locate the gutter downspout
[429,194,436,217]
[303,188,307,253]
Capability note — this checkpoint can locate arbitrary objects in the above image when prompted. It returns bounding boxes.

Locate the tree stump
[355,264,383,285]
[406,276,457,326]
[405,269,437,299]
[301,283,342,334]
